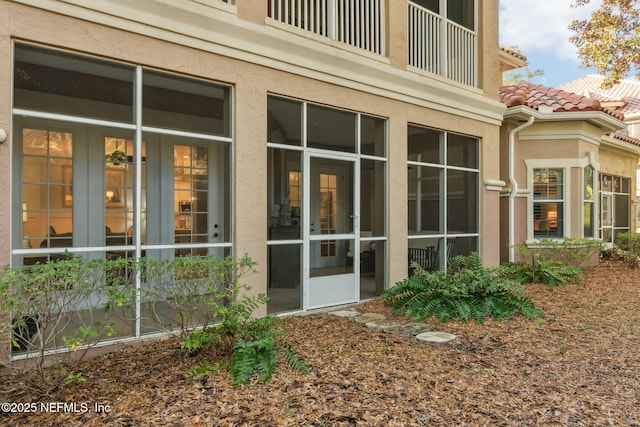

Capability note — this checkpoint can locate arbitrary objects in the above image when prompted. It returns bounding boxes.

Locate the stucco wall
[0,32,10,268]
[0,1,504,295]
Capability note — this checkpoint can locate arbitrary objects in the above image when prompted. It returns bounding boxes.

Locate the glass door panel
[601,193,613,243]
[21,128,73,256]
[174,144,210,256]
[104,136,146,262]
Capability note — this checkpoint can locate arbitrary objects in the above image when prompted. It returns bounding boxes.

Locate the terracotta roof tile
[558,75,640,116]
[499,81,624,120]
[500,47,527,62]
[613,131,640,147]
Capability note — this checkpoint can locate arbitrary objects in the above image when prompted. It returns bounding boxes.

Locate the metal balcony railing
[267,0,385,55]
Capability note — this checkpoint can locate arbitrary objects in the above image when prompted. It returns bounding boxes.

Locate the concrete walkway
[329,308,457,343]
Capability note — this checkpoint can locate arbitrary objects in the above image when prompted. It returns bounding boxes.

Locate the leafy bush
[0,255,119,395]
[499,259,584,286]
[228,317,310,386]
[517,238,601,269]
[384,253,542,324]
[136,255,238,337]
[1,253,310,391]
[174,255,310,385]
[614,232,640,268]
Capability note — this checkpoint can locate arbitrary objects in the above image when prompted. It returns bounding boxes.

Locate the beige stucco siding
[599,146,639,180]
[0,1,503,290]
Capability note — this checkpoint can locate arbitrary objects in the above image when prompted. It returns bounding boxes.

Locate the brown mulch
[2,262,640,426]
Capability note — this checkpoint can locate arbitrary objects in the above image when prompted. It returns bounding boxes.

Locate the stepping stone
[399,323,435,335]
[365,319,403,330]
[415,331,457,343]
[353,313,387,324]
[330,310,361,318]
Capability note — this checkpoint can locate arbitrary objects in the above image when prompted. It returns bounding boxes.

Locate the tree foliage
[503,68,545,86]
[569,0,640,88]
[502,46,545,86]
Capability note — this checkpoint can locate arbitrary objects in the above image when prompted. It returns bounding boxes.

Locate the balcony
[266,1,477,87]
[408,1,477,87]
[267,0,386,55]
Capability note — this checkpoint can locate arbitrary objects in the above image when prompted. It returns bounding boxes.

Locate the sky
[499,0,602,88]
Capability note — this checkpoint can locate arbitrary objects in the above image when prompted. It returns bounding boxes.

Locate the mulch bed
[2,261,639,426]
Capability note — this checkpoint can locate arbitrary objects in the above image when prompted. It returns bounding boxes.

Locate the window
[13,44,232,346]
[14,43,231,268]
[408,125,479,271]
[21,129,73,252]
[447,0,475,30]
[583,166,595,238]
[533,168,564,238]
[600,173,630,245]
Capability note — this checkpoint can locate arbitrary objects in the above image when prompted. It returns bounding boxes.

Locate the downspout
[508,116,535,262]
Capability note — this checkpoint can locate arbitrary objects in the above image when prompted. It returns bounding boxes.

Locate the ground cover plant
[498,258,584,286]
[383,253,543,323]
[496,238,601,286]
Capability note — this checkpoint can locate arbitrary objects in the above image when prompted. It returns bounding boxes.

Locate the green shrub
[0,255,119,395]
[499,259,584,286]
[615,232,640,268]
[174,255,310,385]
[0,253,310,392]
[228,316,310,386]
[516,238,601,269]
[137,255,237,337]
[384,253,542,324]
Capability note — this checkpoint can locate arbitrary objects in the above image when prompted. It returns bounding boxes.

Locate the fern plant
[175,255,310,385]
[384,253,542,324]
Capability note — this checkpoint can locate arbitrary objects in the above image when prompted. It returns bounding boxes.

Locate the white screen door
[306,155,357,309]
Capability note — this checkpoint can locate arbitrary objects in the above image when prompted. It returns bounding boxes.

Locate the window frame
[532,167,564,239]
[407,124,480,271]
[599,172,631,246]
[583,165,596,238]
[525,156,600,243]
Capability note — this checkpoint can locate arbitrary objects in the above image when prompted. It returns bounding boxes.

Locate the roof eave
[601,134,640,155]
[499,49,528,72]
[503,106,625,132]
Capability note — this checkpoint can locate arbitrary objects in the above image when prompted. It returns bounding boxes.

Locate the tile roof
[558,75,640,117]
[500,81,640,149]
[499,81,624,120]
[500,47,527,62]
[612,131,640,148]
